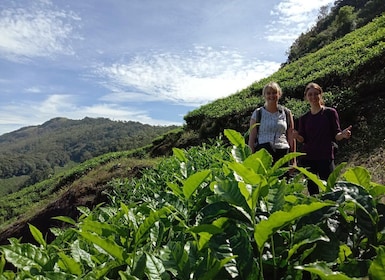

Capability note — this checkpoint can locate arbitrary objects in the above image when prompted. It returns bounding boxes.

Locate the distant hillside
[0,117,179,195]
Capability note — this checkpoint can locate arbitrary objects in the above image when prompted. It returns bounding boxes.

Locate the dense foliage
[1,130,385,279]
[286,0,385,63]
[0,117,178,195]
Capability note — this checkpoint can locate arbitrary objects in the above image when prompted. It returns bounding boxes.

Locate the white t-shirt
[251,107,290,149]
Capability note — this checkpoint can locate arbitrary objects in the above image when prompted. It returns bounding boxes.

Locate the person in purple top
[292,82,352,195]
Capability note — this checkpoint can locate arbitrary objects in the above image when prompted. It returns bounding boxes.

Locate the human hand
[342,125,352,139]
[292,129,301,141]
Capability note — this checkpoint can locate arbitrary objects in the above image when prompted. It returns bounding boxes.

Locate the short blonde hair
[262,81,282,97]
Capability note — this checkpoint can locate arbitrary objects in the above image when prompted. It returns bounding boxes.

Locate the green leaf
[243,149,272,174]
[80,219,119,236]
[369,246,385,280]
[1,238,49,271]
[183,170,211,200]
[369,182,385,199]
[167,182,183,197]
[145,252,166,280]
[294,166,326,192]
[135,207,170,244]
[271,152,304,172]
[224,129,246,147]
[0,254,5,274]
[343,166,371,189]
[78,231,125,262]
[326,162,347,192]
[52,216,77,225]
[288,225,329,260]
[28,223,46,248]
[188,224,223,235]
[189,223,224,251]
[227,161,267,186]
[173,147,187,162]
[254,202,332,251]
[296,262,360,279]
[227,225,259,279]
[213,179,252,218]
[57,252,82,275]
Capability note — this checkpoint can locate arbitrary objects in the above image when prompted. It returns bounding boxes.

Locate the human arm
[287,111,297,165]
[248,118,258,153]
[292,129,304,143]
[292,114,305,143]
[335,125,352,141]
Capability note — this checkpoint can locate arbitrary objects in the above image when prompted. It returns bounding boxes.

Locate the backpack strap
[278,105,291,130]
[254,107,262,124]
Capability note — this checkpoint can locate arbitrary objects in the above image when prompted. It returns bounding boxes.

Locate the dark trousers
[299,159,335,195]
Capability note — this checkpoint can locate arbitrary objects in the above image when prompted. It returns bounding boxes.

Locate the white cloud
[94,46,281,105]
[0,0,81,61]
[267,0,334,43]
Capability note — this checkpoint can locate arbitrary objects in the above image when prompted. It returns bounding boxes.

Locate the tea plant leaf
[243,149,272,174]
[369,245,385,280]
[189,223,224,251]
[225,129,246,147]
[343,166,371,189]
[145,252,166,280]
[227,224,259,279]
[70,240,94,269]
[172,147,187,162]
[160,242,190,279]
[214,179,252,216]
[296,262,359,279]
[183,169,211,200]
[57,252,82,275]
[167,182,183,197]
[80,219,119,236]
[254,202,332,251]
[225,129,250,162]
[326,162,347,192]
[52,215,77,225]
[288,225,329,260]
[131,253,147,279]
[0,255,4,275]
[228,161,267,186]
[1,238,49,271]
[77,231,125,262]
[369,182,385,199]
[198,256,235,280]
[29,223,46,248]
[135,207,171,245]
[271,152,304,173]
[294,166,326,192]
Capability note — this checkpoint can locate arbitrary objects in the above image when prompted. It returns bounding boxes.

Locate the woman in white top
[248,82,296,164]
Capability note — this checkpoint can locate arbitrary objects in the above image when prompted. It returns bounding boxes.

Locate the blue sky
[0,0,334,136]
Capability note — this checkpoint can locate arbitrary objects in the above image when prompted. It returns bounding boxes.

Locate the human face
[305,87,321,105]
[264,88,279,103]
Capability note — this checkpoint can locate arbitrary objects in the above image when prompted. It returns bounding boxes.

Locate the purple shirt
[298,107,341,160]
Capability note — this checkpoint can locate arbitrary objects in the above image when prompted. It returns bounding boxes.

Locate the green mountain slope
[0,117,179,196]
